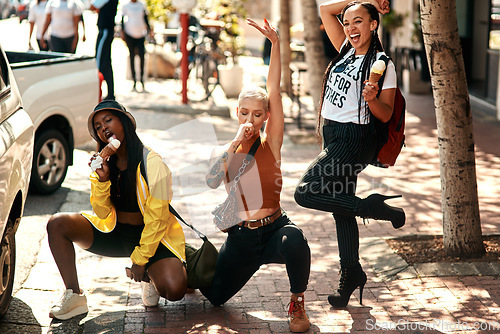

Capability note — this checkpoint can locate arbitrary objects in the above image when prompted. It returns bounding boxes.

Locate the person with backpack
[45,100,188,320]
[293,0,405,309]
[201,19,311,333]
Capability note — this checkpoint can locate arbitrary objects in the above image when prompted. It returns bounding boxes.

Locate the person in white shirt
[28,0,50,51]
[294,0,405,309]
[120,0,153,92]
[40,0,84,53]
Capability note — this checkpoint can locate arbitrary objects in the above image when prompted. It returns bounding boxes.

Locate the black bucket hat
[88,100,136,141]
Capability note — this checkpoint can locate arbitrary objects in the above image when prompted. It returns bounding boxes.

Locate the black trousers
[96,28,115,99]
[201,213,310,306]
[295,121,377,268]
[50,35,75,53]
[124,33,146,83]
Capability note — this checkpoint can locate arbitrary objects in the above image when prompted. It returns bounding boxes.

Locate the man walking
[91,0,119,100]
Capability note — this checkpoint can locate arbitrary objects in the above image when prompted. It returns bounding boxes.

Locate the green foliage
[146,0,248,58]
[145,0,175,24]
[381,9,407,33]
[193,0,248,58]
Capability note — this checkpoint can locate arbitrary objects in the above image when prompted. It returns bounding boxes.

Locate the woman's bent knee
[156,284,186,301]
[46,213,71,234]
[46,213,92,244]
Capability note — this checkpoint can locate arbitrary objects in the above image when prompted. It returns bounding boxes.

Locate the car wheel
[0,225,15,318]
[30,129,69,194]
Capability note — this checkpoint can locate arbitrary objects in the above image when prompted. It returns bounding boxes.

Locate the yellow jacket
[82,149,186,266]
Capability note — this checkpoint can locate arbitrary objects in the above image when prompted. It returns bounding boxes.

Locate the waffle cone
[99,144,117,160]
[369,72,383,83]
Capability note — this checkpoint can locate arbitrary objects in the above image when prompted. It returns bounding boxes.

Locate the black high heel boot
[358,194,405,229]
[328,264,367,308]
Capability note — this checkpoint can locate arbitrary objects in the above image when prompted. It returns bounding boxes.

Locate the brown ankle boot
[288,294,310,333]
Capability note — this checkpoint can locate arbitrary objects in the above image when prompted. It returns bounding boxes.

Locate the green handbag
[169,205,218,289]
[140,150,218,289]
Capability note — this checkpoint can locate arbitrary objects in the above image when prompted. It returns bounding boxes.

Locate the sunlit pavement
[1,11,500,334]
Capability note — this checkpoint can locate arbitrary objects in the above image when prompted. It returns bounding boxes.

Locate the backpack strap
[375,54,391,97]
[139,146,207,241]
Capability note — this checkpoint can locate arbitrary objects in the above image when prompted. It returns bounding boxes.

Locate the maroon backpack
[371,55,406,168]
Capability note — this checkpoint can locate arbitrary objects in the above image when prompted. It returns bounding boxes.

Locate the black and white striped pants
[295,120,377,268]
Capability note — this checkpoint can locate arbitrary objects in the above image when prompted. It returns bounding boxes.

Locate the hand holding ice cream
[100,137,121,160]
[90,136,121,172]
[362,59,387,103]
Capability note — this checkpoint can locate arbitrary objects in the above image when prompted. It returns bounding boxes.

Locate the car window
[0,48,12,124]
[0,49,9,93]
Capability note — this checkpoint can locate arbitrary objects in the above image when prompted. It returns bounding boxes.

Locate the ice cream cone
[368,72,383,83]
[99,137,121,160]
[368,59,386,84]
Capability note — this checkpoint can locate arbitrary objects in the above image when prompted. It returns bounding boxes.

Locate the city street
[1,10,500,334]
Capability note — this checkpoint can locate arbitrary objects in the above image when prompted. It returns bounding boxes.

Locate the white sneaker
[49,289,88,320]
[141,281,160,306]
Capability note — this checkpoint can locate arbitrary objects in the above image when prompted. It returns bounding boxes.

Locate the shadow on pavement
[0,297,42,334]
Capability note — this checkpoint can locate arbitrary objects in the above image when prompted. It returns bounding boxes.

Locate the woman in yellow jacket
[46,100,187,320]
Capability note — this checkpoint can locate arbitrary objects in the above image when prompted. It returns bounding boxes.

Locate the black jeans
[201,213,310,306]
[294,121,377,268]
[96,28,115,99]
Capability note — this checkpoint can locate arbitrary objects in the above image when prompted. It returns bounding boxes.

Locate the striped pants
[294,120,377,268]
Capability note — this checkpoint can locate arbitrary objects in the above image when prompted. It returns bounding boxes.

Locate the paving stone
[414,263,444,277]
[489,262,500,275]
[451,263,480,276]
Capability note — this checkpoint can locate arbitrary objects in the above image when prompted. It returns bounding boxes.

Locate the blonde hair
[238,85,269,111]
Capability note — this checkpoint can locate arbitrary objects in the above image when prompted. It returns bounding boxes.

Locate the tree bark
[279,0,292,95]
[419,0,484,257]
[300,0,326,113]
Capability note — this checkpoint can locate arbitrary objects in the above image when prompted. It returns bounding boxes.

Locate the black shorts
[85,222,176,269]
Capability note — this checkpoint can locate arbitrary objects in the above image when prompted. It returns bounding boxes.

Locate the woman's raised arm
[246,18,283,155]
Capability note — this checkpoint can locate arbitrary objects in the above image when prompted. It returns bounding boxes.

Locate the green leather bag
[185,238,218,289]
[169,205,218,289]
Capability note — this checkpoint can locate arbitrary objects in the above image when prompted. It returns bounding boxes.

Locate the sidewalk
[4,55,500,334]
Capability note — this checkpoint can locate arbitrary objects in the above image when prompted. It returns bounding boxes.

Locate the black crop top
[110,168,141,213]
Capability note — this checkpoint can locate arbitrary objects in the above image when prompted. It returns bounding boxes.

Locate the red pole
[180,13,189,104]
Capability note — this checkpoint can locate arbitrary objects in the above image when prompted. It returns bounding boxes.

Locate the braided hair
[317,1,384,142]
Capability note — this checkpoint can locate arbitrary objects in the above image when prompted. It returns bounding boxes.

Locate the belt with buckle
[239,209,282,230]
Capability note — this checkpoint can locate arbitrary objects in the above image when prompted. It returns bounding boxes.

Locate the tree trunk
[279,0,292,95]
[300,0,326,113]
[419,0,484,257]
